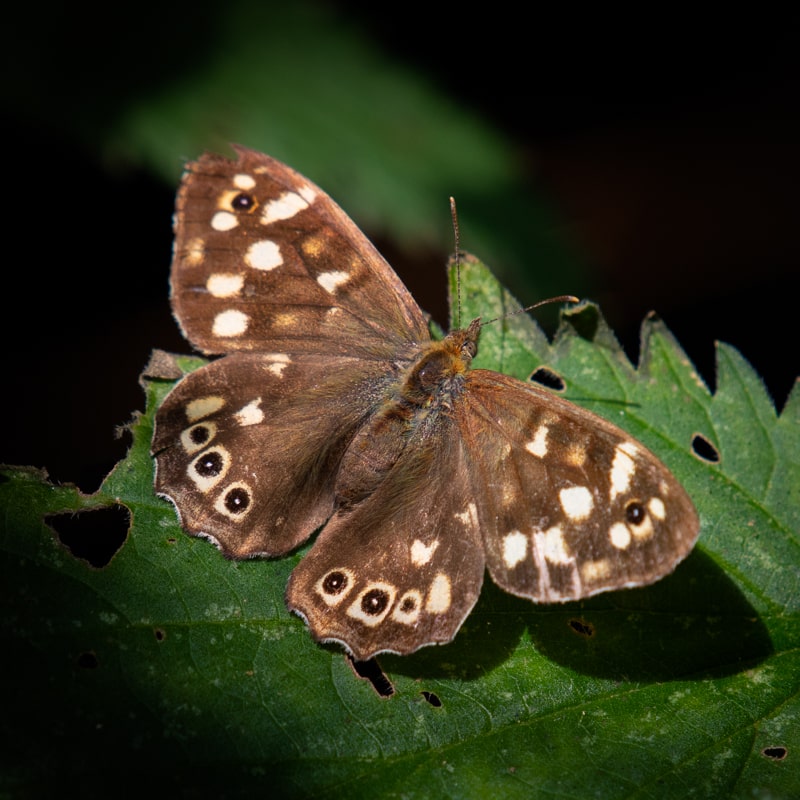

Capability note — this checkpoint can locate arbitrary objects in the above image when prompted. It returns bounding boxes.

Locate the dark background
[4,5,798,491]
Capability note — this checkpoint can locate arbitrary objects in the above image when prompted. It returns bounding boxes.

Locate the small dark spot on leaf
[569,618,595,637]
[166,537,177,545]
[77,651,98,669]
[692,433,720,463]
[529,367,566,392]
[47,504,130,567]
[761,746,787,761]
[421,691,442,707]
[347,656,394,698]
[154,628,166,642]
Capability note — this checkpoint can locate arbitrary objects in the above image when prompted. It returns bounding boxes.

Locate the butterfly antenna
[481,295,581,327]
[450,196,461,328]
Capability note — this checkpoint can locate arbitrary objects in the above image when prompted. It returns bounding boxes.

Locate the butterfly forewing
[459,371,700,603]
[171,146,429,357]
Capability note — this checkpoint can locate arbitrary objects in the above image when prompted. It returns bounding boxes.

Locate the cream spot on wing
[503,531,528,569]
[410,539,439,567]
[298,184,317,204]
[425,573,451,613]
[233,173,256,190]
[454,502,478,530]
[212,309,249,337]
[207,273,244,298]
[619,441,639,457]
[263,353,291,377]
[610,445,636,500]
[211,211,238,231]
[246,239,282,271]
[317,270,350,293]
[261,191,310,224]
[648,497,667,520]
[234,399,263,426]
[631,513,655,540]
[184,237,205,265]
[185,396,225,422]
[525,425,549,457]
[609,522,632,549]
[392,590,423,624]
[581,558,612,583]
[559,486,594,521]
[535,525,571,565]
[347,583,396,627]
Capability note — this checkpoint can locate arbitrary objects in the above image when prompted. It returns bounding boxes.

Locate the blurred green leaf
[2,258,797,798]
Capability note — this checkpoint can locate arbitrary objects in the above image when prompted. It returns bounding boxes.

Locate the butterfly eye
[231,192,256,212]
[625,501,646,525]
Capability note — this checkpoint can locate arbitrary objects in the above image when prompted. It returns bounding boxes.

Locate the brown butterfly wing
[458,370,700,603]
[152,352,395,557]
[285,420,484,661]
[170,145,429,357]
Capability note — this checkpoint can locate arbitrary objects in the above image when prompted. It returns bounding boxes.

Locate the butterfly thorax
[334,320,480,509]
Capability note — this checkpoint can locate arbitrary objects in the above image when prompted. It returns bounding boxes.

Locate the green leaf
[2,258,797,799]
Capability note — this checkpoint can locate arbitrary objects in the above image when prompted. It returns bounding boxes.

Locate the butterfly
[151,145,700,662]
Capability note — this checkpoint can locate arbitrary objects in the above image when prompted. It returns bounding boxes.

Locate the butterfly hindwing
[152,352,394,557]
[286,420,485,660]
[459,371,699,602]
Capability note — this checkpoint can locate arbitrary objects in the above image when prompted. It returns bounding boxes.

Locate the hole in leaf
[77,651,98,669]
[47,503,130,567]
[761,746,787,761]
[347,656,394,698]
[421,691,442,707]
[529,367,566,392]
[154,628,166,642]
[692,433,720,463]
[569,618,595,637]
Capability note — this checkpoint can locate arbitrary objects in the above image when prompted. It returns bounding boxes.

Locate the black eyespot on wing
[361,588,390,616]
[625,501,646,525]
[400,595,418,613]
[195,451,224,477]
[224,486,250,514]
[231,192,256,211]
[189,425,211,445]
[322,571,349,596]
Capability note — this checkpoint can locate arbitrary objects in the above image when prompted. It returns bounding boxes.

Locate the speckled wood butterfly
[152,146,700,662]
